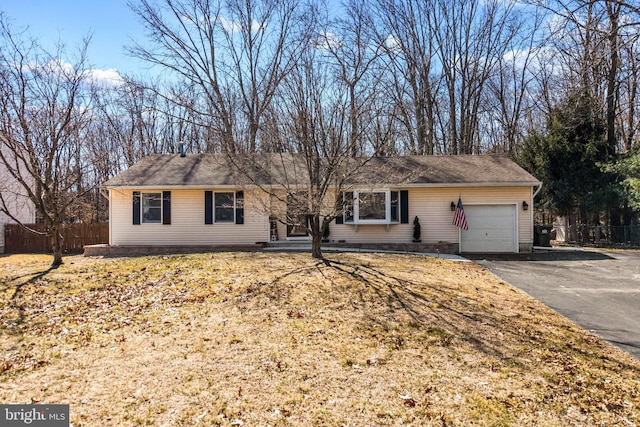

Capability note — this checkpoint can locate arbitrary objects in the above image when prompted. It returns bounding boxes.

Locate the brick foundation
[325,242,458,254]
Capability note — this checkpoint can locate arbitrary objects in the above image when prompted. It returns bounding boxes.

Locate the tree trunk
[311,233,323,259]
[349,84,358,157]
[415,94,429,155]
[606,1,620,157]
[310,214,324,259]
[51,219,63,267]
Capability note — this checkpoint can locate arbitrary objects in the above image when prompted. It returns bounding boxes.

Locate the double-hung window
[142,193,162,223]
[215,192,235,222]
[133,191,171,225]
[205,190,244,224]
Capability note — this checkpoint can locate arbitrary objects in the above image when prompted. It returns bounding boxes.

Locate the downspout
[96,187,111,245]
[108,189,112,246]
[100,187,112,246]
[99,187,109,200]
[533,182,543,199]
[531,182,543,251]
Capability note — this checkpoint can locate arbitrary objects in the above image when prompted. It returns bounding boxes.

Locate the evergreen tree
[607,150,640,213]
[518,91,614,223]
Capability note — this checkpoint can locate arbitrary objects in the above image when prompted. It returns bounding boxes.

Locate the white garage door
[460,204,517,253]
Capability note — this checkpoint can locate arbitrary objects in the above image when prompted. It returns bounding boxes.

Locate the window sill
[343,221,401,232]
[344,221,400,225]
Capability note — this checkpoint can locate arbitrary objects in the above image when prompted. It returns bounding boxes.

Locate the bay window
[342,190,403,225]
[359,192,386,220]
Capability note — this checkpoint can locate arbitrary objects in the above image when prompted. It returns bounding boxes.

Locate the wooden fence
[3,223,109,253]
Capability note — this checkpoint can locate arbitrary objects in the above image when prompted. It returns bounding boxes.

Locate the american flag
[452,197,468,230]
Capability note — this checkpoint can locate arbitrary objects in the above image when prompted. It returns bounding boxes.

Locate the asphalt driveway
[467,249,640,359]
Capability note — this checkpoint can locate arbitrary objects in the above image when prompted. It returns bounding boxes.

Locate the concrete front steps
[264,240,314,251]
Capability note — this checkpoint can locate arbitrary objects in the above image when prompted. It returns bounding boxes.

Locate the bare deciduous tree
[487,5,547,154]
[128,0,311,153]
[374,0,439,155]
[432,0,521,154]
[0,16,96,266]
[214,3,401,258]
[230,31,381,258]
[321,0,383,156]
[537,0,640,152]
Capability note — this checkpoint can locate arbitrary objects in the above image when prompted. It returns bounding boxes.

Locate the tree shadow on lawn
[318,258,522,358]
[2,265,60,332]
[268,256,640,375]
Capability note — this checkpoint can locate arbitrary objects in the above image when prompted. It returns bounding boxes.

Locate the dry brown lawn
[1,252,639,426]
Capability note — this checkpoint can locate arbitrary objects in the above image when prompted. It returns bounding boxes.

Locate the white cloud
[22,59,124,86]
[219,16,241,32]
[385,34,401,53]
[22,58,73,76]
[503,49,529,70]
[48,58,74,75]
[219,16,263,33]
[86,68,125,86]
[314,31,342,51]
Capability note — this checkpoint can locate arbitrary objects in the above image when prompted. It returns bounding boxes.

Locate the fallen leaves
[399,393,417,408]
[0,252,639,427]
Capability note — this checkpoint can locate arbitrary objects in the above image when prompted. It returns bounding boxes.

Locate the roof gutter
[397,181,542,189]
[105,184,248,191]
[105,181,543,191]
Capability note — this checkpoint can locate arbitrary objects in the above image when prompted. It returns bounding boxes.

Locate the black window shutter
[400,190,409,224]
[235,191,244,224]
[204,191,213,224]
[335,193,344,224]
[162,191,171,225]
[133,191,141,225]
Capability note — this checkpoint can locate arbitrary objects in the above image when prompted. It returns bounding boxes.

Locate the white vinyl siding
[0,201,35,250]
[109,189,269,246]
[0,155,36,251]
[330,186,533,250]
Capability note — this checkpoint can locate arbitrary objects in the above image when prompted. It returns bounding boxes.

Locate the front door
[286,192,309,238]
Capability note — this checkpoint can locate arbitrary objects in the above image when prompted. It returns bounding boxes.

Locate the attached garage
[460,204,518,253]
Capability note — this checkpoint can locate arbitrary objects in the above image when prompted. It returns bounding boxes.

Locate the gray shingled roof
[105,154,255,187]
[357,155,540,185]
[104,153,540,188]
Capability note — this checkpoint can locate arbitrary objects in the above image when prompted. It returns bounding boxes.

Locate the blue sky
[1,0,146,77]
